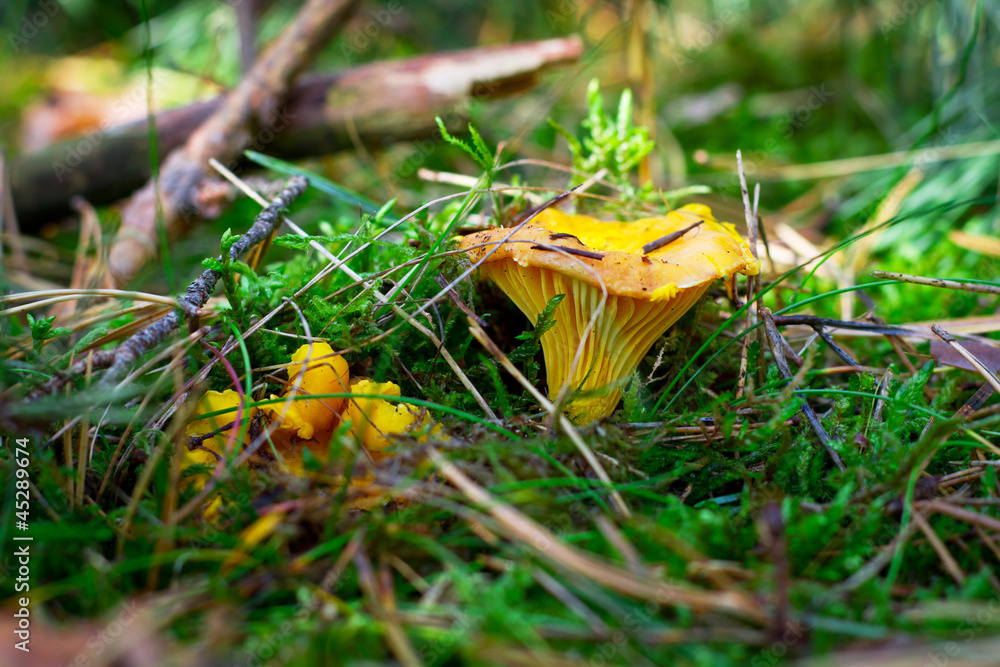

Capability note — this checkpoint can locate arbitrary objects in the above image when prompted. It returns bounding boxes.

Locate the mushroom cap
[458,203,759,300]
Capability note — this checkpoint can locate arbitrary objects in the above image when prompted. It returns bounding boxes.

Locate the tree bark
[10,36,583,239]
[106,0,362,285]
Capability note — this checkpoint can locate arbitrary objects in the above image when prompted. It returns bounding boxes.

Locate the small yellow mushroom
[182,389,256,474]
[263,342,350,440]
[459,204,759,423]
[181,349,439,513]
[346,377,437,458]
[182,389,256,517]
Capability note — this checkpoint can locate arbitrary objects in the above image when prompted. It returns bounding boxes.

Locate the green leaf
[228,260,257,279]
[509,294,565,384]
[524,293,565,341]
[26,313,70,358]
[436,116,474,157]
[221,228,240,257]
[479,355,512,417]
[554,78,654,201]
[244,150,391,220]
[373,198,397,224]
[202,257,226,272]
[468,124,494,168]
[616,87,634,139]
[436,117,496,173]
[72,327,110,354]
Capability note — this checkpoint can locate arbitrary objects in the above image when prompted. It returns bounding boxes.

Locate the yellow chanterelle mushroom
[263,341,350,440]
[346,378,438,460]
[181,344,441,513]
[459,203,759,423]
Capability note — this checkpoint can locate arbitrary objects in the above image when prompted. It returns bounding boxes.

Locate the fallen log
[8,37,582,278]
[109,0,358,285]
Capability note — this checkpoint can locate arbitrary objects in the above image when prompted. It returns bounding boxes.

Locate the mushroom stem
[468,319,632,517]
[485,263,710,423]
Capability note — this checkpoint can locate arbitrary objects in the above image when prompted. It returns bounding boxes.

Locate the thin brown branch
[760,307,845,470]
[812,326,861,369]
[35,177,308,396]
[873,270,1000,295]
[13,38,582,229]
[109,0,360,285]
[770,314,915,337]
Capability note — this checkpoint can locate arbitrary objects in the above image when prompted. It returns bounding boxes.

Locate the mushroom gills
[483,261,710,423]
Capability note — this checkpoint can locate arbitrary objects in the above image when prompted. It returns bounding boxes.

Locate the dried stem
[932,325,1000,396]
[760,308,845,470]
[873,270,1000,295]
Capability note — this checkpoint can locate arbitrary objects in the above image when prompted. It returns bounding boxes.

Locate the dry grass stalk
[912,512,966,585]
[427,446,765,623]
[467,318,631,517]
[874,270,1000,295]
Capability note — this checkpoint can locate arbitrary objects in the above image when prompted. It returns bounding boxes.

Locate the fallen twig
[812,326,861,369]
[770,314,916,337]
[873,270,1000,295]
[760,307,846,470]
[13,38,583,229]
